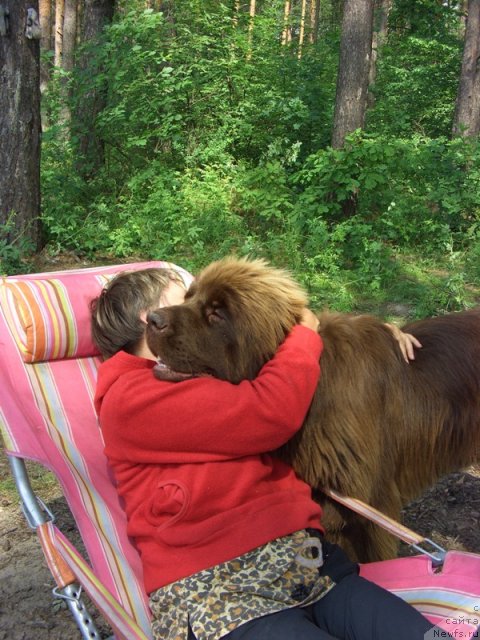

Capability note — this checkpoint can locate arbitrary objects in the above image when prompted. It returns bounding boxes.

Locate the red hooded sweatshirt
[94,325,324,594]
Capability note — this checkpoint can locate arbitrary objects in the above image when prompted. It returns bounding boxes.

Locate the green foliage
[368,35,461,138]
[108,162,247,269]
[40,0,480,317]
[366,0,462,139]
[389,0,461,38]
[0,213,35,275]
[296,133,479,243]
[292,132,479,310]
[75,2,337,174]
[41,123,113,255]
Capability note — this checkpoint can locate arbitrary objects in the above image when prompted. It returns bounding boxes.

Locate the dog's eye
[206,304,226,324]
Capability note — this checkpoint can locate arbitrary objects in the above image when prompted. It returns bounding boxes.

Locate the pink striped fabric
[361,552,480,638]
[0,261,193,638]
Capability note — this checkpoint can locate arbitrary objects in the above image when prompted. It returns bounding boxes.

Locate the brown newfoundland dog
[146,257,480,562]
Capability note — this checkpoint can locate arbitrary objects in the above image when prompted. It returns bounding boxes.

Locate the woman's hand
[300,308,320,333]
[384,323,422,363]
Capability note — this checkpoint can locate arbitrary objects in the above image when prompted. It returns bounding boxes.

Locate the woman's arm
[100,324,323,463]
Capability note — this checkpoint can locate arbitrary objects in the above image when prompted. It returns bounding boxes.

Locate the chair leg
[8,455,53,528]
[8,455,104,639]
[53,583,103,640]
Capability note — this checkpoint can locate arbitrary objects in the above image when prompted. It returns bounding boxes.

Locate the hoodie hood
[94,350,155,417]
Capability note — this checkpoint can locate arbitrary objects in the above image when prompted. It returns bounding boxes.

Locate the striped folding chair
[0,261,192,639]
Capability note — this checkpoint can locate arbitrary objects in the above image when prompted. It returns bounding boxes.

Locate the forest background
[2,0,480,319]
[2,4,480,636]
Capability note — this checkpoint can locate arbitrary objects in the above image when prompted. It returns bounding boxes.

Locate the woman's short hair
[90,268,183,359]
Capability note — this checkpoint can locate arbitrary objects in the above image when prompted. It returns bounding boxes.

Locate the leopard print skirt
[149,529,335,640]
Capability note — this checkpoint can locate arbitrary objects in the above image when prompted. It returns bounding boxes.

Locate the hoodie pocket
[144,481,190,532]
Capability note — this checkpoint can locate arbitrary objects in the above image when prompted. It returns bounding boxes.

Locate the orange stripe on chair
[37,522,77,589]
[2,279,78,363]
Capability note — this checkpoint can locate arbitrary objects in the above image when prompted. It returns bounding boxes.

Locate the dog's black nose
[147,310,168,332]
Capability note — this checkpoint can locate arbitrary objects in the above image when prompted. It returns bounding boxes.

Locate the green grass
[0,444,61,506]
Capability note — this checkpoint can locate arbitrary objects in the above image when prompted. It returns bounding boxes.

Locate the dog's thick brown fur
[146,257,480,562]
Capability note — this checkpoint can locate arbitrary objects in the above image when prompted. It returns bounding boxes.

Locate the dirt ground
[1,446,480,639]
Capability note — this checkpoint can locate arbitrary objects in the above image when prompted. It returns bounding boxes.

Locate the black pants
[222,572,443,639]
[189,540,451,640]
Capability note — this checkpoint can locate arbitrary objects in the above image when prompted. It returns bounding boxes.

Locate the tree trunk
[55,0,77,124]
[281,0,292,46]
[298,0,307,58]
[62,0,77,72]
[54,0,64,67]
[368,0,391,107]
[39,0,52,92]
[0,0,42,251]
[232,0,240,28]
[452,0,480,138]
[309,0,320,44]
[331,0,374,148]
[247,0,256,60]
[74,0,115,179]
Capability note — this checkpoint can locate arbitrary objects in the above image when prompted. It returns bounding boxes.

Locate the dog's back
[397,309,480,495]
[280,307,480,560]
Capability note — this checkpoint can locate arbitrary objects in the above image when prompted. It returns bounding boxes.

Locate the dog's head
[146,257,308,383]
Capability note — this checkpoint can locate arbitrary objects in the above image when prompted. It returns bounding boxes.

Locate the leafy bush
[295,133,479,247]
[290,133,480,309]
[0,213,35,275]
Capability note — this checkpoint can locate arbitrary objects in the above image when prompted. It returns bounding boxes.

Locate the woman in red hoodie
[91,267,446,640]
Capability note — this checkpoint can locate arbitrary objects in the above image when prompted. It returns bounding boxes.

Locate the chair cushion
[1,261,191,363]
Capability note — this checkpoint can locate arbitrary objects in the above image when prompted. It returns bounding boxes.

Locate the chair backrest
[0,261,193,636]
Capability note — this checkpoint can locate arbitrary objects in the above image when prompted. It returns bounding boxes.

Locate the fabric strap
[323,488,446,564]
